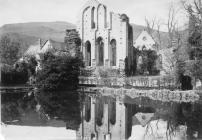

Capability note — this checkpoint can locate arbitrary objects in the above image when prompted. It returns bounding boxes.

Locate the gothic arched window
[110,39,117,66]
[85,96,91,122]
[85,41,91,66]
[91,7,95,29]
[96,37,104,66]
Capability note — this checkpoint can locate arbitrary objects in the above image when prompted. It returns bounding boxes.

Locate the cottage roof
[25,44,41,56]
[24,39,46,56]
[25,39,66,57]
[40,39,66,54]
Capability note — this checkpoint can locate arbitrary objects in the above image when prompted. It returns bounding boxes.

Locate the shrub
[98,68,120,78]
[1,64,28,85]
[35,52,83,130]
[36,52,83,91]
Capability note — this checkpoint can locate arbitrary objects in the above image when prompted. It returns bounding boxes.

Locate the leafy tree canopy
[36,52,83,91]
[35,52,83,130]
[34,29,84,130]
[135,49,159,75]
[0,35,20,65]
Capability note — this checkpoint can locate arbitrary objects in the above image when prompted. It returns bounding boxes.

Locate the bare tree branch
[183,0,202,23]
[145,17,156,37]
[167,5,179,48]
[156,20,162,48]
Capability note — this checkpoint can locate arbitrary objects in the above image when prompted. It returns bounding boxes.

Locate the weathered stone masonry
[77,0,134,70]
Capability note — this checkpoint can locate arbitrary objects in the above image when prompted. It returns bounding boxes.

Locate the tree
[145,17,156,38]
[183,0,202,60]
[35,52,83,129]
[1,63,29,84]
[147,50,159,75]
[35,30,83,130]
[182,0,202,81]
[21,56,38,77]
[145,4,188,75]
[0,35,20,65]
[167,5,178,48]
[36,52,83,90]
[182,0,202,24]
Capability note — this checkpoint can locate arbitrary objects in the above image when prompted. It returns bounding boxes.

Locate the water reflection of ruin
[76,94,164,140]
[76,95,133,140]
[76,93,202,140]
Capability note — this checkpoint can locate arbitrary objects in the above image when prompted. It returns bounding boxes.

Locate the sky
[0,0,189,31]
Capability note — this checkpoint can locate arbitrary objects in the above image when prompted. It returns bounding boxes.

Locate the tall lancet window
[96,37,104,66]
[110,39,117,66]
[91,7,95,29]
[85,41,91,66]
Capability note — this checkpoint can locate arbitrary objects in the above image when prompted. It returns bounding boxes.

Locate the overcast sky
[0,0,188,31]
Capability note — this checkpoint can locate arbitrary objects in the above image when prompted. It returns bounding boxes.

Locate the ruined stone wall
[77,0,134,70]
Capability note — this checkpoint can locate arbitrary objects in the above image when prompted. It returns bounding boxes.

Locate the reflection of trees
[130,101,181,140]
[151,102,202,140]
[35,51,83,130]
[36,90,81,130]
[1,91,37,123]
[81,95,202,139]
[126,96,202,139]
[159,102,202,140]
[1,91,80,129]
[180,103,202,140]
[142,100,183,139]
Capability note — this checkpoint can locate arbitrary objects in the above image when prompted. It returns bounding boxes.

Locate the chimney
[38,38,42,49]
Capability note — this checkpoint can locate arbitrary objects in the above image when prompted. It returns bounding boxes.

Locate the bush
[1,64,28,85]
[35,52,83,130]
[0,35,20,65]
[1,91,37,123]
[185,60,202,81]
[98,68,120,78]
[36,52,83,91]
[35,90,81,130]
[136,50,159,76]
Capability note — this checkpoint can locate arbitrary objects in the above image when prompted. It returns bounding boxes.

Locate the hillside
[0,21,75,42]
[0,21,75,54]
[0,21,171,54]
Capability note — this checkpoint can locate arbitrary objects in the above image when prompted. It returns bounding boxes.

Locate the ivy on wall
[135,49,159,76]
